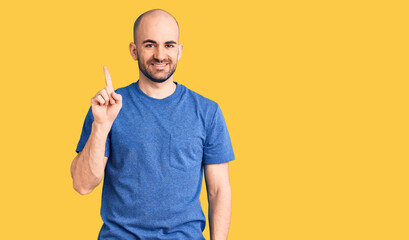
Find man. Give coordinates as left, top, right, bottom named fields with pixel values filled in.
left=71, top=9, right=235, bottom=240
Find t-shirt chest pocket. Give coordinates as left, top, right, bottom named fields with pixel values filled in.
left=169, top=135, right=203, bottom=171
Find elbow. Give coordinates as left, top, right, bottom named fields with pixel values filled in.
left=71, top=173, right=101, bottom=195
left=73, top=182, right=93, bottom=195
left=70, top=152, right=99, bottom=195
left=208, top=183, right=231, bottom=200
left=72, top=168, right=99, bottom=195
left=73, top=181, right=92, bottom=195
left=71, top=157, right=88, bottom=195
left=77, top=189, right=92, bottom=195
left=72, top=171, right=101, bottom=195
left=72, top=174, right=102, bottom=195
left=71, top=155, right=102, bottom=195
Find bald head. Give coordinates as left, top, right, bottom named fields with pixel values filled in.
left=133, top=9, right=180, bottom=44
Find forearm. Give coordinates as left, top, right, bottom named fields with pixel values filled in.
left=208, top=186, right=232, bottom=240
left=71, top=122, right=111, bottom=195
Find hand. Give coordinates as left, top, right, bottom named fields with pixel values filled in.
left=91, top=65, right=123, bottom=126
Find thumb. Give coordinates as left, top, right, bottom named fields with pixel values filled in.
left=111, top=92, right=122, bottom=103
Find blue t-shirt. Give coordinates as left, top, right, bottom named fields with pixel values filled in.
left=76, top=80, right=235, bottom=240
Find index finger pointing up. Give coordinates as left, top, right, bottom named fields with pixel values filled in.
left=103, top=65, right=113, bottom=89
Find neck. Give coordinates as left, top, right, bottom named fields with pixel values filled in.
left=138, top=76, right=177, bottom=99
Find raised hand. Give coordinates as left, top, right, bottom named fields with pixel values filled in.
left=91, top=65, right=123, bottom=126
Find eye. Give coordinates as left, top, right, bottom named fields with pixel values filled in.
left=166, top=44, right=175, bottom=48
left=145, top=44, right=153, bottom=48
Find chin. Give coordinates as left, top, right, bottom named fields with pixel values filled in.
left=148, top=76, right=169, bottom=83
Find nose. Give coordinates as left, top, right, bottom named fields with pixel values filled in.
left=153, top=45, right=167, bottom=63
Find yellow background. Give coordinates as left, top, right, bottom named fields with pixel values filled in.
left=0, top=0, right=408, bottom=239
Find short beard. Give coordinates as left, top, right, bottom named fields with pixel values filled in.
left=137, top=54, right=178, bottom=83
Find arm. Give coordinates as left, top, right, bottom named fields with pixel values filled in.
left=204, top=162, right=232, bottom=240
left=70, top=122, right=110, bottom=195
left=71, top=65, right=122, bottom=195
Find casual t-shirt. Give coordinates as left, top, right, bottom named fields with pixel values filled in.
left=75, top=80, right=235, bottom=240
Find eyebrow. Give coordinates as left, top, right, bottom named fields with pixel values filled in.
left=142, top=39, right=177, bottom=45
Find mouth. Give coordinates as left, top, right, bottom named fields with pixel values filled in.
left=151, top=63, right=169, bottom=69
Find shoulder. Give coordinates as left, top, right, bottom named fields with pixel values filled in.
left=180, top=84, right=222, bottom=131
left=181, top=84, right=219, bottom=111
left=114, top=82, right=135, bottom=95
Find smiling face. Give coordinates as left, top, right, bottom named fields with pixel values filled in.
left=130, top=10, right=183, bottom=83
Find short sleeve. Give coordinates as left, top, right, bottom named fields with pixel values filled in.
left=203, top=104, right=235, bottom=164
left=75, top=106, right=111, bottom=158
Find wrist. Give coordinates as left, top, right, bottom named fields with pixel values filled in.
left=92, top=122, right=112, bottom=135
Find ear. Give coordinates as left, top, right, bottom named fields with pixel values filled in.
left=129, top=42, right=138, bottom=61
left=177, top=43, right=184, bottom=62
